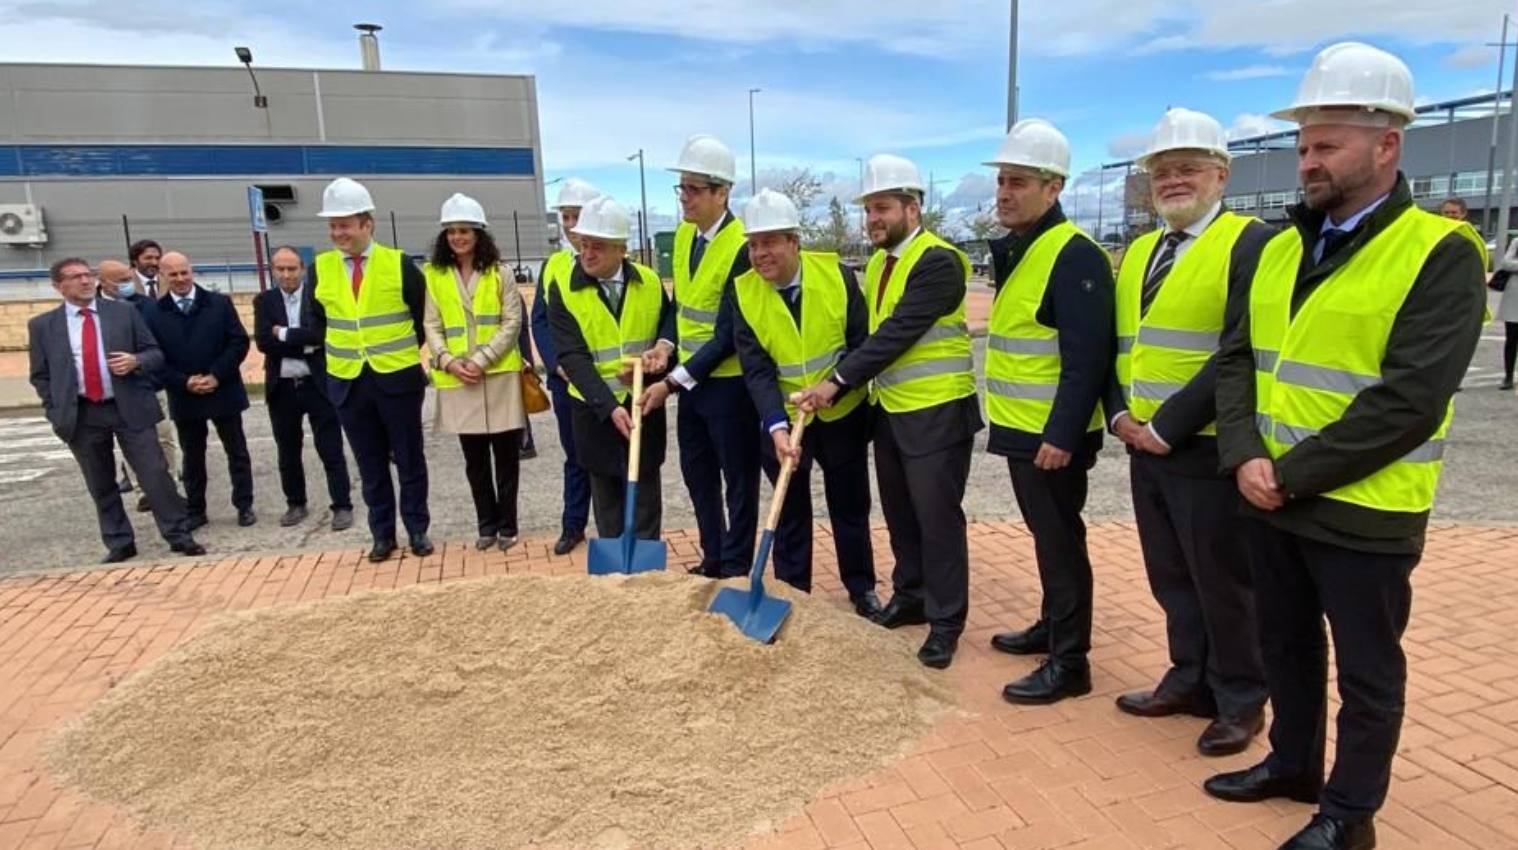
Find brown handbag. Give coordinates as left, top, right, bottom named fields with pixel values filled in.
left=521, top=367, right=551, bottom=414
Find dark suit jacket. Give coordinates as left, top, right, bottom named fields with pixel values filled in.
left=28, top=298, right=165, bottom=442
left=305, top=250, right=429, bottom=404
left=147, top=285, right=250, bottom=421
left=833, top=238, right=985, bottom=457
left=253, top=285, right=328, bottom=400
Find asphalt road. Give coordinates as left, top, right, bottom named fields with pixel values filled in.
left=3, top=324, right=1515, bottom=575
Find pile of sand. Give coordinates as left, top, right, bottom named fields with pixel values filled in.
left=50, top=572, right=957, bottom=850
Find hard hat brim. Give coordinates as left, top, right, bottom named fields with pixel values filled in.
left=983, top=160, right=1069, bottom=178
left=1271, top=103, right=1416, bottom=125
left=1135, top=148, right=1232, bottom=169
left=743, top=223, right=801, bottom=235
left=441, top=219, right=488, bottom=228
left=572, top=228, right=629, bottom=242
left=317, top=208, right=375, bottom=218
left=854, top=188, right=924, bottom=204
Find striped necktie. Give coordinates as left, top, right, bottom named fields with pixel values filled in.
left=1140, top=231, right=1189, bottom=316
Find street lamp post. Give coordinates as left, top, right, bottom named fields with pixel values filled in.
left=749, top=88, right=762, bottom=195
left=1006, top=0, right=1019, bottom=130
left=856, top=156, right=865, bottom=235
left=628, top=150, right=650, bottom=265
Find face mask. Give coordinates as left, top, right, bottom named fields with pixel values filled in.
left=117, top=281, right=136, bottom=298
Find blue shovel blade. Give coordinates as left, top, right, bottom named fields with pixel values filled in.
left=587, top=537, right=668, bottom=575
left=586, top=537, right=624, bottom=575
left=709, top=588, right=793, bottom=643
left=625, top=539, right=667, bottom=574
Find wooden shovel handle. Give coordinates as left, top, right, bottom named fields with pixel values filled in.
left=626, top=357, right=644, bottom=484
left=763, top=415, right=809, bottom=532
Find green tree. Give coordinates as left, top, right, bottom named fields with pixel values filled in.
left=809, top=195, right=859, bottom=254
left=774, top=169, right=823, bottom=238
left=963, top=208, right=1002, bottom=242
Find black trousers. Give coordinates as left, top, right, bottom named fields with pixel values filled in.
left=548, top=376, right=590, bottom=536
left=459, top=430, right=521, bottom=538
left=268, top=377, right=351, bottom=511
left=1503, top=321, right=1518, bottom=383
left=874, top=423, right=972, bottom=640
left=1130, top=454, right=1266, bottom=718
left=758, top=407, right=875, bottom=597
left=1248, top=520, right=1416, bottom=821
left=70, top=400, right=191, bottom=549
left=1007, top=458, right=1092, bottom=667
left=176, top=412, right=253, bottom=519
left=588, top=470, right=661, bottom=540
left=677, top=380, right=760, bottom=576
left=334, top=371, right=429, bottom=542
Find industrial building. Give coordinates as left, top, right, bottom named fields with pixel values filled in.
left=1105, top=92, right=1518, bottom=241
left=0, top=39, right=549, bottom=292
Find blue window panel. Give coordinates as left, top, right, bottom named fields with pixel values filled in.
left=0, top=144, right=534, bottom=177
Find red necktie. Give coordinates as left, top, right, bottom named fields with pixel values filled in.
left=875, top=254, right=898, bottom=312
left=80, top=307, right=104, bottom=401
left=350, top=255, right=366, bottom=298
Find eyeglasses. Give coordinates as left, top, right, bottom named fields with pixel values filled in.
left=1148, top=162, right=1216, bottom=182
left=674, top=184, right=717, bottom=198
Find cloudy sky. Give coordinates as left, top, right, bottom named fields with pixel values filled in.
left=3, top=0, right=1513, bottom=232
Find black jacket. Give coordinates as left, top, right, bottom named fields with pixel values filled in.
left=147, top=285, right=250, bottom=421
left=1101, top=213, right=1277, bottom=477
left=985, top=203, right=1114, bottom=462
left=305, top=248, right=429, bottom=403
left=833, top=233, right=984, bottom=457
left=733, top=259, right=868, bottom=430
left=253, top=285, right=328, bottom=394
left=532, top=255, right=567, bottom=385
left=1215, top=175, right=1487, bottom=553
left=675, top=211, right=752, bottom=386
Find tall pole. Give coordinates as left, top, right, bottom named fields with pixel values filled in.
left=1500, top=29, right=1518, bottom=261
left=1485, top=14, right=1510, bottom=237
left=1095, top=166, right=1105, bottom=241
left=629, top=149, right=650, bottom=266
left=1006, top=0, right=1019, bottom=129
left=856, top=156, right=866, bottom=237
left=748, top=88, right=761, bottom=195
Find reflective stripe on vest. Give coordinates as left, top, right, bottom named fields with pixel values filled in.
left=733, top=251, right=865, bottom=423
left=560, top=262, right=665, bottom=404
left=673, top=218, right=745, bottom=378
left=423, top=264, right=523, bottom=390
left=1114, top=211, right=1253, bottom=436
left=1248, top=207, right=1485, bottom=513
left=863, top=230, right=976, bottom=414
left=984, top=221, right=1105, bottom=433
left=313, top=245, right=420, bottom=379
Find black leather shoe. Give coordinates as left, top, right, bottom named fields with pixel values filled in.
left=850, top=590, right=883, bottom=619
left=520, top=444, right=537, bottom=460
left=1203, top=762, right=1321, bottom=804
left=1502, top=380, right=1515, bottom=391
left=872, top=596, right=928, bottom=629
left=1001, top=659, right=1093, bottom=705
left=990, top=620, right=1049, bottom=655
left=1278, top=813, right=1376, bottom=850
left=498, top=535, right=519, bottom=552
left=279, top=506, right=308, bottom=528
left=136, top=495, right=152, bottom=513
left=1198, top=711, right=1265, bottom=757
left=185, top=514, right=209, bottom=532
left=409, top=534, right=435, bottom=557
left=170, top=538, right=206, bottom=557
left=553, top=531, right=585, bottom=556
left=102, top=543, right=137, bottom=564
left=475, top=535, right=496, bottom=551
left=368, top=539, right=397, bottom=562
left=686, top=561, right=721, bottom=578
left=917, top=634, right=957, bottom=669
left=1116, top=688, right=1216, bottom=719
left=237, top=508, right=257, bottom=527
left=331, top=508, right=354, bottom=532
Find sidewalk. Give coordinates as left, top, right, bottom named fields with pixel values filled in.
left=0, top=522, right=1514, bottom=849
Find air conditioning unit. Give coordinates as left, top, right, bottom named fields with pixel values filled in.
left=0, top=204, right=47, bottom=245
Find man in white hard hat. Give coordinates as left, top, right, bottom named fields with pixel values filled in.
left=1207, top=43, right=1487, bottom=850
left=308, top=177, right=433, bottom=562
left=730, top=189, right=880, bottom=618
left=638, top=134, right=760, bottom=581
left=547, top=196, right=675, bottom=539
left=531, top=178, right=599, bottom=556
left=1101, top=108, right=1275, bottom=755
left=795, top=153, right=982, bottom=669
left=977, top=119, right=1113, bottom=705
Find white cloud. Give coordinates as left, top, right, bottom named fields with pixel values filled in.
left=942, top=173, right=996, bottom=211
left=1446, top=44, right=1497, bottom=70
left=1107, top=130, right=1151, bottom=159
left=1226, top=113, right=1293, bottom=140
left=1203, top=64, right=1291, bottom=82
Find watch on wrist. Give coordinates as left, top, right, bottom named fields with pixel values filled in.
left=663, top=376, right=681, bottom=394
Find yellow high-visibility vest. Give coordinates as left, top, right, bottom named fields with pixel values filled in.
left=422, top=264, right=522, bottom=390
left=559, top=262, right=665, bottom=404
left=673, top=217, right=745, bottom=378
left=863, top=230, right=975, bottom=413
left=313, top=244, right=419, bottom=379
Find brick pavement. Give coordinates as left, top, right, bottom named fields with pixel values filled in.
left=0, top=522, right=1514, bottom=849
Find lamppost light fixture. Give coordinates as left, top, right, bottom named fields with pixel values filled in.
left=234, top=46, right=267, bottom=109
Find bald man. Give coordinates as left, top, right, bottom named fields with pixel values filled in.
left=98, top=258, right=178, bottom=510
left=144, top=252, right=255, bottom=529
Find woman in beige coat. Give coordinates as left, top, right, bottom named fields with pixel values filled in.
left=423, top=194, right=527, bottom=551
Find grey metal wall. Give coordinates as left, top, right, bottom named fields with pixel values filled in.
left=0, top=63, right=548, bottom=274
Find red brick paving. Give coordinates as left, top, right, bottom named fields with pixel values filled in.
left=0, top=522, right=1515, bottom=849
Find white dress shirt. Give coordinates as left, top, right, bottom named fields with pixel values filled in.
left=66, top=299, right=114, bottom=400
left=278, top=286, right=314, bottom=379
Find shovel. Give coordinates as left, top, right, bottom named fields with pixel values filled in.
left=587, top=356, right=668, bottom=576
left=708, top=415, right=808, bottom=642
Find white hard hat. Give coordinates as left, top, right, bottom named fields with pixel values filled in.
left=1137, top=108, right=1231, bottom=169
left=1272, top=41, right=1416, bottom=126
left=857, top=154, right=925, bottom=202
left=743, top=189, right=801, bottom=235
left=553, top=178, right=600, bottom=210
left=668, top=134, right=737, bottom=185
left=318, top=177, right=375, bottom=218
left=572, top=196, right=631, bottom=241
left=984, top=118, right=1070, bottom=178
left=439, top=193, right=488, bottom=227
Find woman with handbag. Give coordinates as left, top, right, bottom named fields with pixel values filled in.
left=423, top=194, right=528, bottom=551
left=1497, top=237, right=1518, bottom=390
